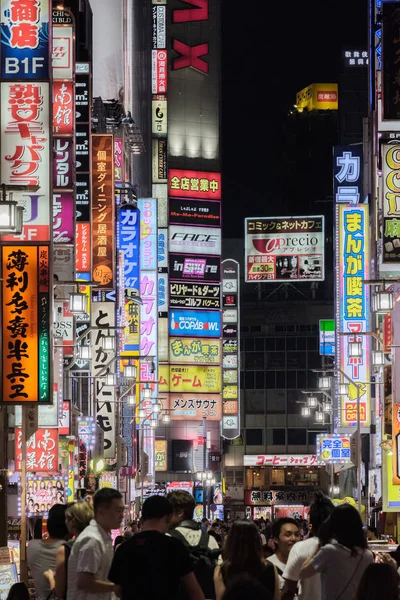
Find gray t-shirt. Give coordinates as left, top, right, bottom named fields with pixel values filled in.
left=27, top=538, right=64, bottom=600
left=311, top=542, right=374, bottom=600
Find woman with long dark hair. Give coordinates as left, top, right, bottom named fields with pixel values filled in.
left=300, top=504, right=374, bottom=600
left=356, top=563, right=398, bottom=600
left=214, top=520, right=280, bottom=600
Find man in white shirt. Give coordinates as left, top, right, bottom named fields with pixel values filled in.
left=67, top=488, right=125, bottom=600
left=267, top=518, right=301, bottom=591
left=282, top=492, right=334, bottom=600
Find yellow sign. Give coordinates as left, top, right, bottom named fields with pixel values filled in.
left=296, top=83, right=338, bottom=112
left=383, top=451, right=400, bottom=512
left=155, top=440, right=167, bottom=472
left=159, top=365, right=221, bottom=393
left=169, top=337, right=222, bottom=365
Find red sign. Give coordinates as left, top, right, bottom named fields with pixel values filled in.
left=15, top=428, right=58, bottom=472
left=76, top=222, right=91, bottom=272
left=168, top=169, right=221, bottom=200
left=317, top=91, right=337, bottom=102
left=384, top=314, right=393, bottom=353
left=171, top=0, right=209, bottom=74
left=152, top=50, right=167, bottom=94
left=53, top=81, right=74, bottom=135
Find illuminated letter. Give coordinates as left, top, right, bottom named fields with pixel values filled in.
left=172, top=40, right=209, bottom=74
left=172, top=0, right=208, bottom=22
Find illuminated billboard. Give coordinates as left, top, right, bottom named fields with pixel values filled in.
left=222, top=259, right=240, bottom=439
left=169, top=226, right=221, bottom=255
left=169, top=254, right=220, bottom=282
left=296, top=83, right=338, bottom=112
left=336, top=204, right=370, bottom=428
left=316, top=434, right=351, bottom=463
left=169, top=310, right=221, bottom=337
left=382, top=145, right=400, bottom=263
left=169, top=282, right=221, bottom=309
left=169, top=393, right=222, bottom=421
left=333, top=146, right=363, bottom=205
left=169, top=337, right=222, bottom=364
left=168, top=170, right=222, bottom=200
left=166, top=366, right=221, bottom=393
left=169, top=199, right=221, bottom=227
left=245, top=216, right=324, bottom=282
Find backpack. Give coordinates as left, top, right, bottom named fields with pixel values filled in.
left=170, top=521, right=221, bottom=600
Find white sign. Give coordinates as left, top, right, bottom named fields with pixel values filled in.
left=52, top=26, right=73, bottom=79
left=169, top=226, right=221, bottom=255
left=244, top=454, right=322, bottom=467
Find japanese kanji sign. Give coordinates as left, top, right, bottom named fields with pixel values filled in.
left=245, top=216, right=324, bottom=282
left=1, top=245, right=50, bottom=403
left=244, top=455, right=322, bottom=467
left=53, top=81, right=74, bottom=135
left=1, top=0, right=51, bottom=79
left=382, top=145, right=400, bottom=263
left=138, top=198, right=157, bottom=272
left=169, top=337, right=222, bottom=365
left=317, top=435, right=351, bottom=463
left=337, top=204, right=371, bottom=428
left=16, top=428, right=58, bottom=471
left=169, top=282, right=221, bottom=309
left=159, top=365, right=221, bottom=393
left=169, top=392, right=222, bottom=421
left=168, top=169, right=222, bottom=200
left=152, top=49, right=167, bottom=94
left=333, top=146, right=363, bottom=205
left=91, top=135, right=115, bottom=288
left=382, top=3, right=400, bottom=120
left=52, top=25, right=73, bottom=80
left=1, top=82, right=51, bottom=242
left=245, top=489, right=315, bottom=506
left=154, top=439, right=167, bottom=472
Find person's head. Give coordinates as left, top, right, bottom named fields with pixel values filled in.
left=167, top=490, right=195, bottom=526
left=40, top=504, right=45, bottom=511
left=93, top=488, right=124, bottom=532
left=222, top=575, right=272, bottom=600
left=34, top=503, right=39, bottom=512
left=40, top=481, right=45, bottom=489
left=308, top=492, right=334, bottom=537
left=367, top=526, right=378, bottom=540
left=141, top=495, right=173, bottom=533
left=356, top=563, right=398, bottom=600
left=27, top=499, right=34, bottom=510
left=222, top=521, right=265, bottom=581
left=271, top=518, right=300, bottom=560
left=47, top=504, right=68, bottom=540
left=56, top=480, right=63, bottom=490
left=327, top=504, right=367, bottom=554
left=65, top=500, right=93, bottom=536
left=6, top=582, right=30, bottom=600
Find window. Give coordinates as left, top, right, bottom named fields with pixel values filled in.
left=255, top=338, right=264, bottom=351
left=265, top=371, right=276, bottom=388
left=276, top=371, right=286, bottom=388
left=246, top=338, right=254, bottom=351
left=297, top=371, right=307, bottom=389
left=250, top=325, right=262, bottom=333
left=288, top=428, right=307, bottom=444
left=265, top=338, right=275, bottom=351
left=286, top=338, right=296, bottom=351
left=273, top=429, right=285, bottom=445
left=246, top=429, right=263, bottom=445
left=308, top=431, right=317, bottom=446
left=276, top=338, right=285, bottom=350
left=286, top=371, right=297, bottom=388
left=297, top=337, right=307, bottom=351
left=287, top=389, right=302, bottom=413
left=244, top=371, right=254, bottom=389
left=246, top=352, right=264, bottom=369
left=307, top=337, right=318, bottom=351
left=266, top=352, right=285, bottom=369
left=255, top=371, right=265, bottom=389
left=287, top=352, right=306, bottom=369
left=308, top=352, right=322, bottom=369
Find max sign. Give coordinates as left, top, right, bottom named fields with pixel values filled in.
left=171, top=0, right=209, bottom=74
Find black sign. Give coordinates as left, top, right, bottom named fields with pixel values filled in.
left=223, top=293, right=237, bottom=308
left=76, top=174, right=91, bottom=222
left=171, top=440, right=193, bottom=472
left=223, top=339, right=238, bottom=353
left=169, top=198, right=221, bottom=227
left=222, top=325, right=237, bottom=339
left=76, top=124, right=90, bottom=172
left=52, top=9, right=73, bottom=24
left=75, top=73, right=90, bottom=124
left=169, top=253, right=220, bottom=282
left=383, top=3, right=400, bottom=120
left=169, top=283, right=221, bottom=309
left=223, top=261, right=239, bottom=278
left=152, top=6, right=166, bottom=49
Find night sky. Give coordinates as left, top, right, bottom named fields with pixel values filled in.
left=221, top=0, right=368, bottom=237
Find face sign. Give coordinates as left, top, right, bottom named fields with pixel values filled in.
left=275, top=523, right=300, bottom=556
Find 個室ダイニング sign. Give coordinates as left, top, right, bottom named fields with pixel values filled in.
left=169, top=309, right=221, bottom=337
left=245, top=216, right=324, bottom=282
left=333, top=146, right=363, bottom=205
left=169, top=226, right=221, bottom=256
left=169, top=254, right=221, bottom=282
left=169, top=337, right=222, bottom=364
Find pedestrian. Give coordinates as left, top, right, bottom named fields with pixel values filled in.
left=299, top=504, right=374, bottom=600
left=108, top=495, right=205, bottom=600
left=214, top=520, right=279, bottom=600
left=356, top=562, right=398, bottom=600
left=6, top=583, right=30, bottom=600
left=221, top=575, right=273, bottom=600
left=267, top=518, right=300, bottom=591
left=167, top=490, right=221, bottom=598
left=282, top=491, right=334, bottom=600
left=66, top=488, right=125, bottom=600
left=27, top=504, right=68, bottom=600
left=44, top=500, right=94, bottom=599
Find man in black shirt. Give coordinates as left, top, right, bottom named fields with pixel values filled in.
left=109, top=496, right=204, bottom=600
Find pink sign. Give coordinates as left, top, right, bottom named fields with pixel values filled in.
left=53, top=192, right=74, bottom=243
left=76, top=222, right=91, bottom=272
left=16, top=428, right=59, bottom=472
left=114, top=138, right=124, bottom=182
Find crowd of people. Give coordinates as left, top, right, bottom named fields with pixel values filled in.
left=8, top=489, right=400, bottom=600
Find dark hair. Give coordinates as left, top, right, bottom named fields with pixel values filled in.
left=222, top=521, right=265, bottom=584
left=308, top=492, right=334, bottom=537
left=271, top=518, right=299, bottom=540
left=7, top=583, right=30, bottom=600
left=114, top=535, right=124, bottom=549
left=47, top=504, right=68, bottom=539
left=326, top=504, right=367, bottom=554
left=142, top=495, right=173, bottom=521
left=93, top=488, right=123, bottom=514
left=356, top=563, right=398, bottom=600
left=222, top=575, right=272, bottom=600
left=167, top=490, right=195, bottom=521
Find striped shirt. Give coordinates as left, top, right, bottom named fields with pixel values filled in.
left=66, top=519, right=114, bottom=600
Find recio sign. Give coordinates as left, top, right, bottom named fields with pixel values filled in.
left=172, top=0, right=209, bottom=74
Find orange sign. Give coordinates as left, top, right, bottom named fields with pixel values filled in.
left=2, top=245, right=50, bottom=403
left=393, top=404, right=400, bottom=484
left=223, top=400, right=238, bottom=415
left=92, top=134, right=115, bottom=288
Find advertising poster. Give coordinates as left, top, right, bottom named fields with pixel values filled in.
left=168, top=366, right=221, bottom=393
left=319, top=319, right=335, bottom=356
left=169, top=337, right=222, bottom=364
left=316, top=435, right=351, bottom=463
left=169, top=393, right=222, bottom=421
left=169, top=282, right=221, bottom=309
left=26, top=477, right=67, bottom=514
left=152, top=95, right=167, bottom=136
left=154, top=440, right=167, bottom=471
left=169, top=310, right=221, bottom=337
left=169, top=254, right=220, bottom=282
left=171, top=440, right=193, bottom=472
left=152, top=50, right=167, bottom=94
left=382, top=145, right=400, bottom=263
left=169, top=226, right=221, bottom=256
left=245, top=216, right=324, bottom=282
left=52, top=25, right=73, bottom=80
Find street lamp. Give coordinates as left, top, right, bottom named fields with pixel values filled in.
left=373, top=289, right=393, bottom=313
left=348, top=340, right=362, bottom=358
left=69, top=291, right=88, bottom=315
left=100, top=333, right=116, bottom=351
left=104, top=373, right=116, bottom=386
left=153, top=402, right=160, bottom=414
left=0, top=200, right=23, bottom=234
left=372, top=350, right=385, bottom=367
left=126, top=395, right=135, bottom=406
left=338, top=383, right=349, bottom=395
left=124, top=365, right=137, bottom=379
left=307, top=395, right=318, bottom=408
left=142, top=385, right=152, bottom=400
left=138, top=408, right=146, bottom=419
left=78, top=345, right=91, bottom=360
left=318, top=376, right=332, bottom=390
left=315, top=411, right=325, bottom=423
left=301, top=406, right=311, bottom=417
left=162, top=412, right=171, bottom=424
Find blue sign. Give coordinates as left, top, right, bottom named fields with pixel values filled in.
left=118, top=207, right=140, bottom=291
left=169, top=310, right=221, bottom=338
left=333, top=146, right=363, bottom=205
left=1, top=0, right=50, bottom=79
